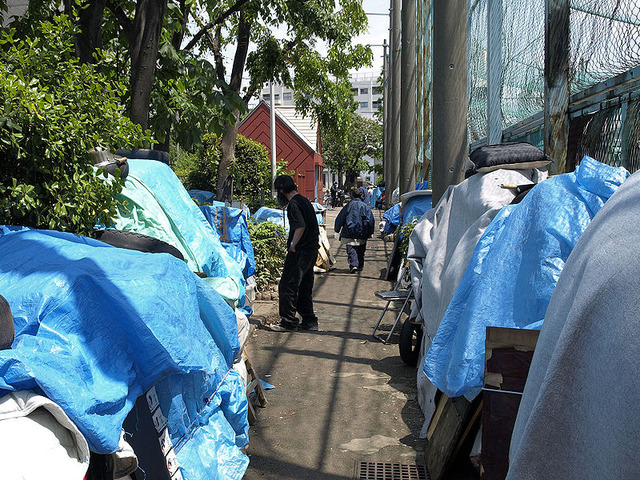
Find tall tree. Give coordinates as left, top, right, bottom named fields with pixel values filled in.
left=192, top=0, right=373, bottom=200
left=322, top=112, right=382, bottom=188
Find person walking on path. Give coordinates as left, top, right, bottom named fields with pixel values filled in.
left=271, top=175, right=320, bottom=332
left=334, top=188, right=375, bottom=273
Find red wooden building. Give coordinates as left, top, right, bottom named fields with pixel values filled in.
left=238, top=101, right=324, bottom=203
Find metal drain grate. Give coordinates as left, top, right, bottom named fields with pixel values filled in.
left=353, top=461, right=429, bottom=480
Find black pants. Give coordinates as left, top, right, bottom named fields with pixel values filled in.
left=346, top=243, right=367, bottom=269
left=278, top=249, right=318, bottom=328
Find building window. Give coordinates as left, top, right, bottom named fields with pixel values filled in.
left=283, top=92, right=292, bottom=100
left=360, top=101, right=369, bottom=108
left=360, top=88, right=368, bottom=95
left=372, top=100, right=381, bottom=109
left=351, top=87, right=358, bottom=95
left=373, top=86, right=383, bottom=95
left=263, top=94, right=270, bottom=100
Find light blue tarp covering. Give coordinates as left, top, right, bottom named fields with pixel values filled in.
left=114, top=160, right=245, bottom=305
left=400, top=194, right=433, bottom=226
left=371, top=187, right=383, bottom=208
left=252, top=206, right=289, bottom=232
left=0, top=227, right=249, bottom=479
left=424, top=156, right=630, bottom=399
left=200, top=204, right=256, bottom=279
left=383, top=204, right=400, bottom=233
left=311, top=202, right=326, bottom=225
left=188, top=189, right=216, bottom=204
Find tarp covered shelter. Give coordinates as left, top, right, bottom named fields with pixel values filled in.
left=0, top=226, right=249, bottom=479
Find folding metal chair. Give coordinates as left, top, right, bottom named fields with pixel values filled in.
left=373, top=263, right=414, bottom=344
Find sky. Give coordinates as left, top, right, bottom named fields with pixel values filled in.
left=350, top=0, right=390, bottom=77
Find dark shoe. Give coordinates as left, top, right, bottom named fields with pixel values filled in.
left=300, top=322, right=319, bottom=331
left=350, top=266, right=358, bottom=273
left=269, top=322, right=298, bottom=332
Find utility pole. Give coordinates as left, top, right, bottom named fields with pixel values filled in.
left=383, top=39, right=390, bottom=193
left=432, top=0, right=468, bottom=204
left=544, top=0, right=570, bottom=173
left=487, top=0, right=503, bottom=145
left=388, top=0, right=401, bottom=206
left=400, top=0, right=416, bottom=195
left=269, top=81, right=277, bottom=197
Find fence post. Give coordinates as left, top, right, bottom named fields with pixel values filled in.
left=544, top=0, right=570, bottom=173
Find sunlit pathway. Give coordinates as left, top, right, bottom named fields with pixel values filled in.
left=243, top=207, right=425, bottom=480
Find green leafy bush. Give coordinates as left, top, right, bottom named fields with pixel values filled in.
left=247, top=218, right=287, bottom=290
left=397, top=218, right=418, bottom=261
left=183, top=133, right=293, bottom=212
left=0, top=16, right=149, bottom=235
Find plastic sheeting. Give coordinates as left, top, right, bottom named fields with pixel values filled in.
left=399, top=192, right=433, bottom=226
left=188, top=189, right=216, bottom=205
left=383, top=204, right=400, bottom=233
left=423, top=156, right=629, bottom=399
left=0, top=227, right=249, bottom=479
left=252, top=206, right=289, bottom=231
left=370, top=187, right=383, bottom=209
left=110, top=160, right=245, bottom=305
left=407, top=167, right=548, bottom=432
left=200, top=204, right=256, bottom=279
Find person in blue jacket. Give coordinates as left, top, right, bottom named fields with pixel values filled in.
left=334, top=188, right=375, bottom=273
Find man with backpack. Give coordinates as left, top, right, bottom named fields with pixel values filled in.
left=334, top=188, right=375, bottom=273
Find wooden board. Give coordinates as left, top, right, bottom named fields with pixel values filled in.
left=482, top=327, right=539, bottom=480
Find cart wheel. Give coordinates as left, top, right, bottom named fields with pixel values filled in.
left=399, top=319, right=422, bottom=366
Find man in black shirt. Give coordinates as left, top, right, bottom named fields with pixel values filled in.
left=271, top=175, right=320, bottom=332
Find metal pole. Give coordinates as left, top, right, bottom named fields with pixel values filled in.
left=487, top=0, right=503, bottom=145
left=270, top=81, right=277, bottom=197
left=388, top=0, right=401, bottom=206
left=544, top=0, right=570, bottom=173
left=383, top=39, right=390, bottom=191
left=432, top=0, right=468, bottom=204
left=400, top=0, right=416, bottom=195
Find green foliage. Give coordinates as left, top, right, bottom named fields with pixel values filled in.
left=247, top=218, right=287, bottom=290
left=183, top=133, right=293, bottom=211
left=322, top=112, right=382, bottom=187
left=397, top=218, right=418, bottom=261
left=0, top=16, right=150, bottom=235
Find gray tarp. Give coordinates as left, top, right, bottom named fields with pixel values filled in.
left=507, top=169, right=640, bottom=480
left=407, top=168, right=547, bottom=432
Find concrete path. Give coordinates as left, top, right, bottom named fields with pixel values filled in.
left=243, top=207, right=425, bottom=479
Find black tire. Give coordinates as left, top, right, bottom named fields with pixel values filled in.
left=0, top=294, right=14, bottom=350
left=399, top=319, right=423, bottom=367
left=93, top=230, right=184, bottom=261
left=115, top=148, right=170, bottom=165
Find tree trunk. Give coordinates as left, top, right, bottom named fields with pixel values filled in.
left=215, top=11, right=251, bottom=201
left=75, top=0, right=106, bottom=63
left=129, top=0, right=167, bottom=130
left=217, top=114, right=240, bottom=201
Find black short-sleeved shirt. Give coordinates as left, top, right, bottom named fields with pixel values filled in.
left=287, top=194, right=320, bottom=251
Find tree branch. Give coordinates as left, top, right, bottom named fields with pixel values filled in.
left=212, top=25, right=226, bottom=81
left=183, top=0, right=251, bottom=51
left=105, top=0, right=133, bottom=42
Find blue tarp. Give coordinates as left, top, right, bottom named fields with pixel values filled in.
left=0, top=227, right=249, bottom=479
left=111, top=160, right=245, bottom=306
left=252, top=207, right=289, bottom=232
left=371, top=187, right=383, bottom=209
left=188, top=189, right=216, bottom=205
left=383, top=204, right=400, bottom=234
left=400, top=193, right=432, bottom=226
left=424, top=156, right=630, bottom=399
left=200, top=204, right=256, bottom=279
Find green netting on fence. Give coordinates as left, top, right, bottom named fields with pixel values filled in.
left=417, top=0, right=640, bottom=174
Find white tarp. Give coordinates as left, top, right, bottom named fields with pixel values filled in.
left=0, top=391, right=90, bottom=479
